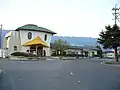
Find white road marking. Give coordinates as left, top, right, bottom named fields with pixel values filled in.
left=70, top=72, right=74, bottom=75
left=77, top=80, right=81, bottom=83
left=101, top=61, right=104, bottom=64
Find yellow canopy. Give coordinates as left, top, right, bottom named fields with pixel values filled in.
left=23, top=36, right=49, bottom=47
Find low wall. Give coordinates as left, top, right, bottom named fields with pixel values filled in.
left=9, top=56, right=46, bottom=61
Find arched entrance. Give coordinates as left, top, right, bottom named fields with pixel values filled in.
left=43, top=50, right=46, bottom=56
left=23, top=36, right=49, bottom=57
left=37, top=47, right=43, bottom=57
left=29, top=46, right=43, bottom=57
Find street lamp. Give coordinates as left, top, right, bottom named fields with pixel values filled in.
left=0, top=24, right=2, bottom=49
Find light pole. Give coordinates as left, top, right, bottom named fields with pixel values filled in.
left=112, top=4, right=120, bottom=61
left=0, top=24, right=2, bottom=49
left=81, top=46, right=84, bottom=59
left=112, top=4, right=120, bottom=25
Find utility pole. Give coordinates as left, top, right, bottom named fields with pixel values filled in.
left=112, top=4, right=120, bottom=25
left=0, top=24, right=2, bottom=49
left=112, top=4, right=120, bottom=63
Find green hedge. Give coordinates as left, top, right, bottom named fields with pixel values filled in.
left=52, top=53, right=84, bottom=57
left=11, top=52, right=37, bottom=57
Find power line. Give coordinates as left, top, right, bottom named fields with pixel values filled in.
left=112, top=4, right=120, bottom=25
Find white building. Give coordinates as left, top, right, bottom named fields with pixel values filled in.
left=3, top=24, right=56, bottom=57
left=103, top=51, right=114, bottom=58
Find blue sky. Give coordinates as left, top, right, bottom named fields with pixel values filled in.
left=0, top=0, right=119, bottom=38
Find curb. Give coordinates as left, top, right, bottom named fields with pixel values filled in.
left=101, top=61, right=120, bottom=67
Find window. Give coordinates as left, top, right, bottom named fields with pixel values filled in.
left=28, top=32, right=32, bottom=39
left=44, top=34, right=47, bottom=41
left=14, top=46, right=17, bottom=51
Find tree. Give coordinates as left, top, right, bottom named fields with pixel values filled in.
left=98, top=24, right=120, bottom=62
left=96, top=45, right=103, bottom=58
left=54, top=39, right=70, bottom=56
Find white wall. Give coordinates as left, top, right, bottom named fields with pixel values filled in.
left=0, top=49, right=3, bottom=57
left=87, top=50, right=97, bottom=57
left=5, top=30, right=53, bottom=56
left=65, top=49, right=82, bottom=54
left=21, top=46, right=29, bottom=53
left=20, top=30, right=52, bottom=56
left=3, top=31, right=12, bottom=49
left=7, top=31, right=21, bottom=56
left=20, top=30, right=52, bottom=47
left=43, top=47, right=50, bottom=56
left=104, top=53, right=114, bottom=58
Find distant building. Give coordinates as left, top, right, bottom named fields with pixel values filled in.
left=3, top=24, right=56, bottom=57
left=51, top=44, right=98, bottom=57
left=103, top=51, right=114, bottom=58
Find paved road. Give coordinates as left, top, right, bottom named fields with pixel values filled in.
left=0, top=59, right=120, bottom=90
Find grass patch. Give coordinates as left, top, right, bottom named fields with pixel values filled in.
left=105, top=61, right=113, bottom=64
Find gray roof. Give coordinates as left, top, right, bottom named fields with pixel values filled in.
left=68, top=46, right=83, bottom=50
left=83, top=45, right=99, bottom=50
left=15, top=24, right=56, bottom=34
left=103, top=51, right=114, bottom=53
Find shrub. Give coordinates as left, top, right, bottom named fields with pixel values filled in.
left=11, top=52, right=37, bottom=57
left=11, top=52, right=28, bottom=56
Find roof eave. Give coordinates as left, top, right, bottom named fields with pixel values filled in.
left=15, top=28, right=56, bottom=34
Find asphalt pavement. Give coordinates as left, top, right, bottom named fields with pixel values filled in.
left=0, top=59, right=120, bottom=90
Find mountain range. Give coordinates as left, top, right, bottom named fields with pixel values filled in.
left=51, top=36, right=98, bottom=46
left=1, top=30, right=98, bottom=47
